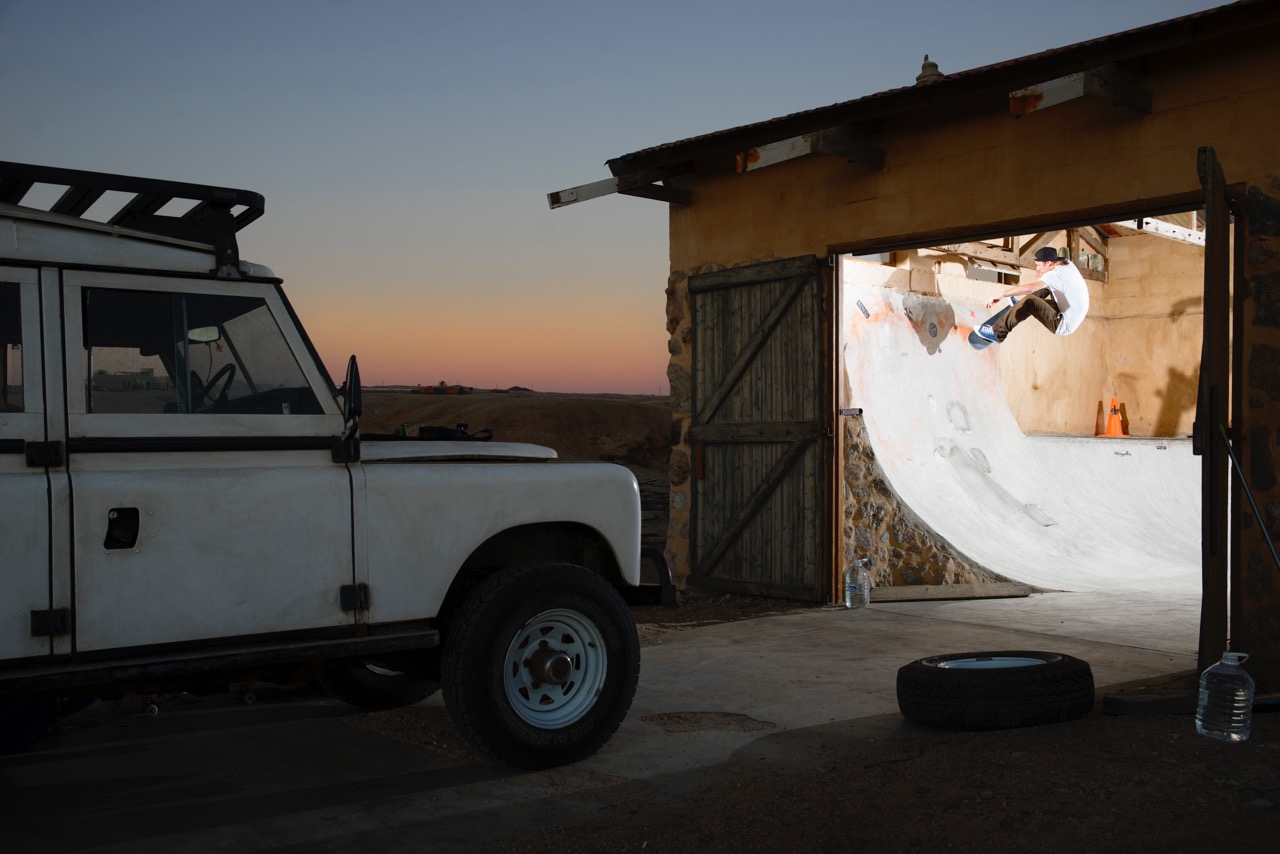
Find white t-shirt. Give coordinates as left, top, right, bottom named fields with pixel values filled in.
left=1041, top=262, right=1090, bottom=335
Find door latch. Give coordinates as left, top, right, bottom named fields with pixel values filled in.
left=104, top=507, right=140, bottom=550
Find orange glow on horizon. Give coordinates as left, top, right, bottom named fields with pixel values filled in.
left=298, top=298, right=670, bottom=395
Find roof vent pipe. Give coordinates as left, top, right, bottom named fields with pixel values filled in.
left=915, top=54, right=943, bottom=84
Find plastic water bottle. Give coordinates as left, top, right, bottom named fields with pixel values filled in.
left=844, top=559, right=871, bottom=609
left=1195, top=651, right=1255, bottom=743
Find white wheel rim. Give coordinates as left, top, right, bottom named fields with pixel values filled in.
left=502, top=607, right=607, bottom=729
left=938, top=656, right=1047, bottom=669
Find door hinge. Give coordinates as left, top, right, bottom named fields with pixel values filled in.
left=339, top=583, right=370, bottom=612
left=31, top=608, right=70, bottom=637
left=25, top=440, right=65, bottom=468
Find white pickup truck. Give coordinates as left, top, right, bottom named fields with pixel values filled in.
left=0, top=161, right=657, bottom=768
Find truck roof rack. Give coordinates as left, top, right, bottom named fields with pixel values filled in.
left=0, top=160, right=265, bottom=276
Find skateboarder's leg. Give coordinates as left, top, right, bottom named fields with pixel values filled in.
left=991, top=288, right=1062, bottom=340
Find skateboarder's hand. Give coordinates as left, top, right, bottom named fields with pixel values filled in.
left=985, top=297, right=1001, bottom=310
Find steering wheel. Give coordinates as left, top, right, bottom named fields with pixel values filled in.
left=193, top=363, right=237, bottom=411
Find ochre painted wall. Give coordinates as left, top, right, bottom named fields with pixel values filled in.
left=667, top=45, right=1279, bottom=270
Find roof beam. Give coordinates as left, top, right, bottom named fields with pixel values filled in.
left=1010, top=66, right=1151, bottom=117
left=736, top=126, right=883, bottom=174
left=547, top=174, right=691, bottom=210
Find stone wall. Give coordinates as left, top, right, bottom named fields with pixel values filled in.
left=664, top=268, right=693, bottom=585
left=840, top=417, right=1006, bottom=587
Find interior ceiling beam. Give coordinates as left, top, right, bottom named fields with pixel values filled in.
left=936, top=236, right=1109, bottom=283
left=1017, top=232, right=1056, bottom=262
left=1077, top=226, right=1109, bottom=256
left=935, top=242, right=1022, bottom=267
left=1108, top=217, right=1206, bottom=246
left=736, top=126, right=884, bottom=174
left=1010, top=65, right=1152, bottom=117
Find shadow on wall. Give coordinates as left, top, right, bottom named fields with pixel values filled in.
left=1153, top=366, right=1199, bottom=437
left=902, top=293, right=957, bottom=355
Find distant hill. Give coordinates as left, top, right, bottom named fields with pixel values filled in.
left=359, top=390, right=670, bottom=473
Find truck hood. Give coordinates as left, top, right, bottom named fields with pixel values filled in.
left=358, top=440, right=558, bottom=463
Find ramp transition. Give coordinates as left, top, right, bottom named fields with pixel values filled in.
left=842, top=284, right=1199, bottom=596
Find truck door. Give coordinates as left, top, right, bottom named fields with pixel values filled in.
left=0, top=268, right=59, bottom=661
left=62, top=271, right=356, bottom=652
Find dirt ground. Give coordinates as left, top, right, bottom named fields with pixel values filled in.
left=499, top=706, right=1280, bottom=853
left=353, top=391, right=1280, bottom=849
left=339, top=591, right=1279, bottom=852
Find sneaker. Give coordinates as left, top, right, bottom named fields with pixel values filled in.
left=976, top=324, right=998, bottom=343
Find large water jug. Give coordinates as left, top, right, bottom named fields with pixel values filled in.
left=1195, top=651, right=1255, bottom=743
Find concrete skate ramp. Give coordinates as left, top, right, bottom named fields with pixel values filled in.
left=844, top=284, right=1200, bottom=595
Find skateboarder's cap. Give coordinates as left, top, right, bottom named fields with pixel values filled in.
left=1034, top=247, right=1062, bottom=263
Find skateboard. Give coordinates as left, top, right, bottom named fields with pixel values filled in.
left=968, top=298, right=1017, bottom=350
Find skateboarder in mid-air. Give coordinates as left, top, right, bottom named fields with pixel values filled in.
left=973, top=246, right=1091, bottom=345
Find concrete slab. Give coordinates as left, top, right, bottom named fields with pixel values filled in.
left=842, top=283, right=1200, bottom=595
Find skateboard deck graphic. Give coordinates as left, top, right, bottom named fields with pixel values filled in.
left=968, top=300, right=1015, bottom=350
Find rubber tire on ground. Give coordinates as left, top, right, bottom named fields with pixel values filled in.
left=442, top=561, right=640, bottom=770
left=317, top=663, right=439, bottom=711
left=896, top=650, right=1094, bottom=730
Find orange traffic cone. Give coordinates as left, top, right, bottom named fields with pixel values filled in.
left=1100, top=397, right=1129, bottom=437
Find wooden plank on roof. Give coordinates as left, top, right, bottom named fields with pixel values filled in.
left=736, top=127, right=882, bottom=174
left=1010, top=66, right=1151, bottom=117
left=547, top=175, right=690, bottom=209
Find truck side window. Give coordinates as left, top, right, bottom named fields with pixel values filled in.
left=0, top=283, right=22, bottom=413
left=82, top=288, right=322, bottom=415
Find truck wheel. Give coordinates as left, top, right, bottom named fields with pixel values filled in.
left=318, top=662, right=439, bottom=711
left=896, top=650, right=1094, bottom=730
left=442, top=561, right=640, bottom=769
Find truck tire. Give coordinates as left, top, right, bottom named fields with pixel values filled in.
left=442, top=561, right=640, bottom=769
left=317, top=662, right=439, bottom=711
left=896, top=650, right=1094, bottom=730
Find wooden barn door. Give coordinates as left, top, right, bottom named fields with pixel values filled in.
left=688, top=255, right=832, bottom=601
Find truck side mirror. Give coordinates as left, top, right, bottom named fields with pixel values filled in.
left=333, top=355, right=363, bottom=463
left=343, top=355, right=362, bottom=422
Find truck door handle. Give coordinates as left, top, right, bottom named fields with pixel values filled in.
left=104, top=507, right=140, bottom=550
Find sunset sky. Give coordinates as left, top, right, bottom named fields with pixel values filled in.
left=1, top=1, right=1221, bottom=393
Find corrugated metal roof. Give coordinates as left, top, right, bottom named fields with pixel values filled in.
left=606, top=1, right=1279, bottom=177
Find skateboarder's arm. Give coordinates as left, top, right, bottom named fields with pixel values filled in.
left=985, top=279, right=1044, bottom=309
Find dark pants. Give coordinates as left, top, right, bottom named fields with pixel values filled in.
left=992, top=288, right=1062, bottom=341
